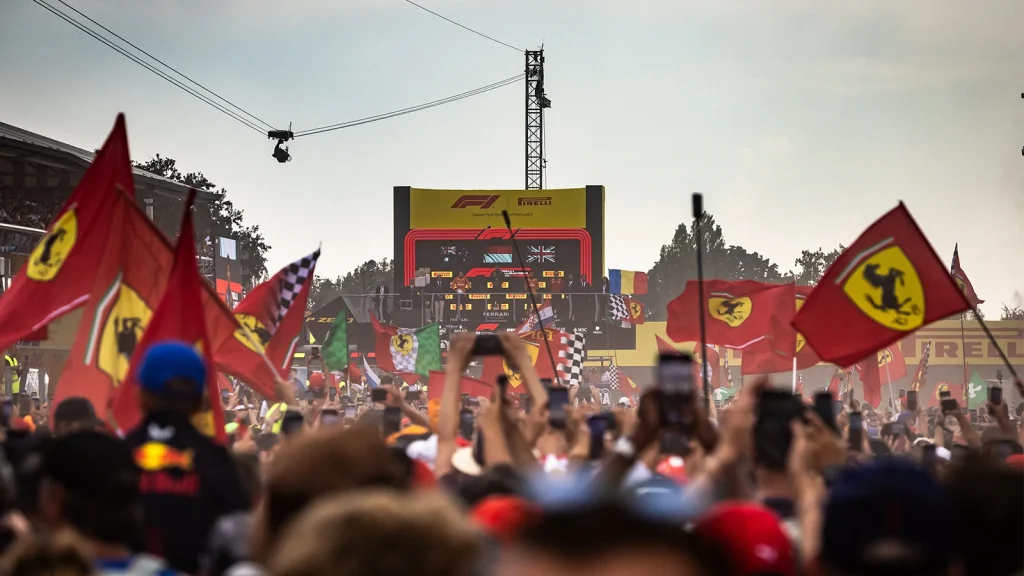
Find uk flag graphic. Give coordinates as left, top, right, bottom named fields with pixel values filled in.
left=527, top=245, right=556, bottom=263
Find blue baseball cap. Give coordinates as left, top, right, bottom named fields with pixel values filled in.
left=139, top=340, right=206, bottom=398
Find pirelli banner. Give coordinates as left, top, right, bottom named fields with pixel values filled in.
left=393, top=186, right=606, bottom=291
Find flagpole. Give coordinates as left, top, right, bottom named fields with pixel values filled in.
left=884, top=359, right=896, bottom=421
left=791, top=356, right=797, bottom=394
left=693, top=193, right=711, bottom=411
left=958, top=313, right=970, bottom=404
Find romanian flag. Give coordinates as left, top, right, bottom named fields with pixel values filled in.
left=793, top=203, right=970, bottom=368
left=667, top=280, right=796, bottom=353
left=0, top=115, right=135, bottom=353
left=950, top=244, right=983, bottom=307
left=111, top=190, right=228, bottom=443
left=608, top=270, right=648, bottom=295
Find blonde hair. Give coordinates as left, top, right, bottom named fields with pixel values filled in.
left=268, top=490, right=482, bottom=576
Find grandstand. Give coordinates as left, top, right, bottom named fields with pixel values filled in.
left=0, top=120, right=217, bottom=287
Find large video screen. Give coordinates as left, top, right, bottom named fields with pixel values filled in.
left=394, top=187, right=607, bottom=332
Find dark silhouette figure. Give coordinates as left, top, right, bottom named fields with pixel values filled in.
left=863, top=264, right=912, bottom=315
left=38, top=229, right=66, bottom=264
left=716, top=300, right=744, bottom=318
left=114, top=317, right=144, bottom=360
left=240, top=317, right=272, bottom=346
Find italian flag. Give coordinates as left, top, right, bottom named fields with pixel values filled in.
left=370, top=314, right=441, bottom=376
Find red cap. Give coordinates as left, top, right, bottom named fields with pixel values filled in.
left=308, top=372, right=325, bottom=390
left=471, top=496, right=540, bottom=541
left=655, top=455, right=688, bottom=484
left=1005, top=454, right=1024, bottom=470
left=409, top=459, right=437, bottom=489
left=694, top=502, right=795, bottom=576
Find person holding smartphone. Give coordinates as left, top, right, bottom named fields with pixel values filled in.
left=434, top=333, right=547, bottom=480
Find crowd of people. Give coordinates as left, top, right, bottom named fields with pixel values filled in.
left=0, top=332, right=1020, bottom=576
left=0, top=189, right=63, bottom=231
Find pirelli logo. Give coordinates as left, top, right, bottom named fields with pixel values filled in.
left=518, top=196, right=552, bottom=206
left=451, top=195, right=501, bottom=209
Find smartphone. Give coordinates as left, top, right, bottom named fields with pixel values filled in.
left=906, top=390, right=918, bottom=412
left=657, top=353, right=695, bottom=434
left=471, top=334, right=503, bottom=356
left=280, top=411, right=306, bottom=437
left=898, top=389, right=906, bottom=399
left=310, top=346, right=320, bottom=359
left=968, top=408, right=978, bottom=424
left=813, top=391, right=837, bottom=432
left=540, top=378, right=554, bottom=390
left=941, top=397, right=959, bottom=414
left=460, top=393, right=471, bottom=407
left=891, top=422, right=904, bottom=437
left=382, top=406, right=402, bottom=436
left=320, top=408, right=341, bottom=427
left=371, top=388, right=389, bottom=404
left=587, top=414, right=609, bottom=460
left=755, top=390, right=801, bottom=470
left=848, top=411, right=864, bottom=452
left=939, top=389, right=951, bottom=400
left=458, top=408, right=475, bottom=440
left=406, top=390, right=421, bottom=402
left=547, top=387, right=570, bottom=429
left=989, top=386, right=1002, bottom=406
left=497, top=375, right=509, bottom=399
left=344, top=405, right=357, bottom=419
left=921, top=443, right=937, bottom=470
left=328, top=387, right=337, bottom=401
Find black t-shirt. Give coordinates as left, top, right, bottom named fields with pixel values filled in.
left=123, top=411, right=250, bottom=575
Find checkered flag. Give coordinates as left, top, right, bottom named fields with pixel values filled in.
left=273, top=249, right=320, bottom=329
left=557, top=332, right=586, bottom=386
left=608, top=295, right=628, bottom=320
left=607, top=360, right=620, bottom=390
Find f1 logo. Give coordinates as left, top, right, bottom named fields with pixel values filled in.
left=451, top=195, right=501, bottom=209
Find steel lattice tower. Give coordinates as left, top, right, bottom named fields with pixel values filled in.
left=525, top=50, right=549, bottom=190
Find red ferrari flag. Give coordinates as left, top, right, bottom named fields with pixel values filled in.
left=426, top=370, right=492, bottom=401
left=111, top=190, right=227, bottom=442
left=950, top=244, right=983, bottom=307
left=793, top=203, right=971, bottom=368
left=854, top=356, right=882, bottom=409
left=876, top=343, right=907, bottom=381
left=55, top=197, right=285, bottom=419
left=0, top=115, right=135, bottom=352
left=220, top=249, right=320, bottom=378
left=667, top=280, right=796, bottom=352
left=655, top=334, right=681, bottom=356
left=742, top=286, right=822, bottom=375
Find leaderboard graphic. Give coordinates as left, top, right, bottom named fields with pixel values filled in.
left=393, top=186, right=607, bottom=331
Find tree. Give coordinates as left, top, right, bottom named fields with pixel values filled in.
left=133, top=154, right=270, bottom=288
left=645, top=213, right=785, bottom=321
left=1001, top=304, right=1024, bottom=320
left=308, top=258, right=394, bottom=312
left=791, top=245, right=845, bottom=286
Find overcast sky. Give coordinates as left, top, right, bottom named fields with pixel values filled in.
left=2, top=1, right=1021, bottom=316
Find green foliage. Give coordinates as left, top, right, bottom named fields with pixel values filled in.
left=132, top=154, right=270, bottom=288
left=792, top=245, right=846, bottom=286
left=645, top=213, right=787, bottom=321
left=308, top=258, right=394, bottom=312
left=1001, top=304, right=1024, bottom=320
